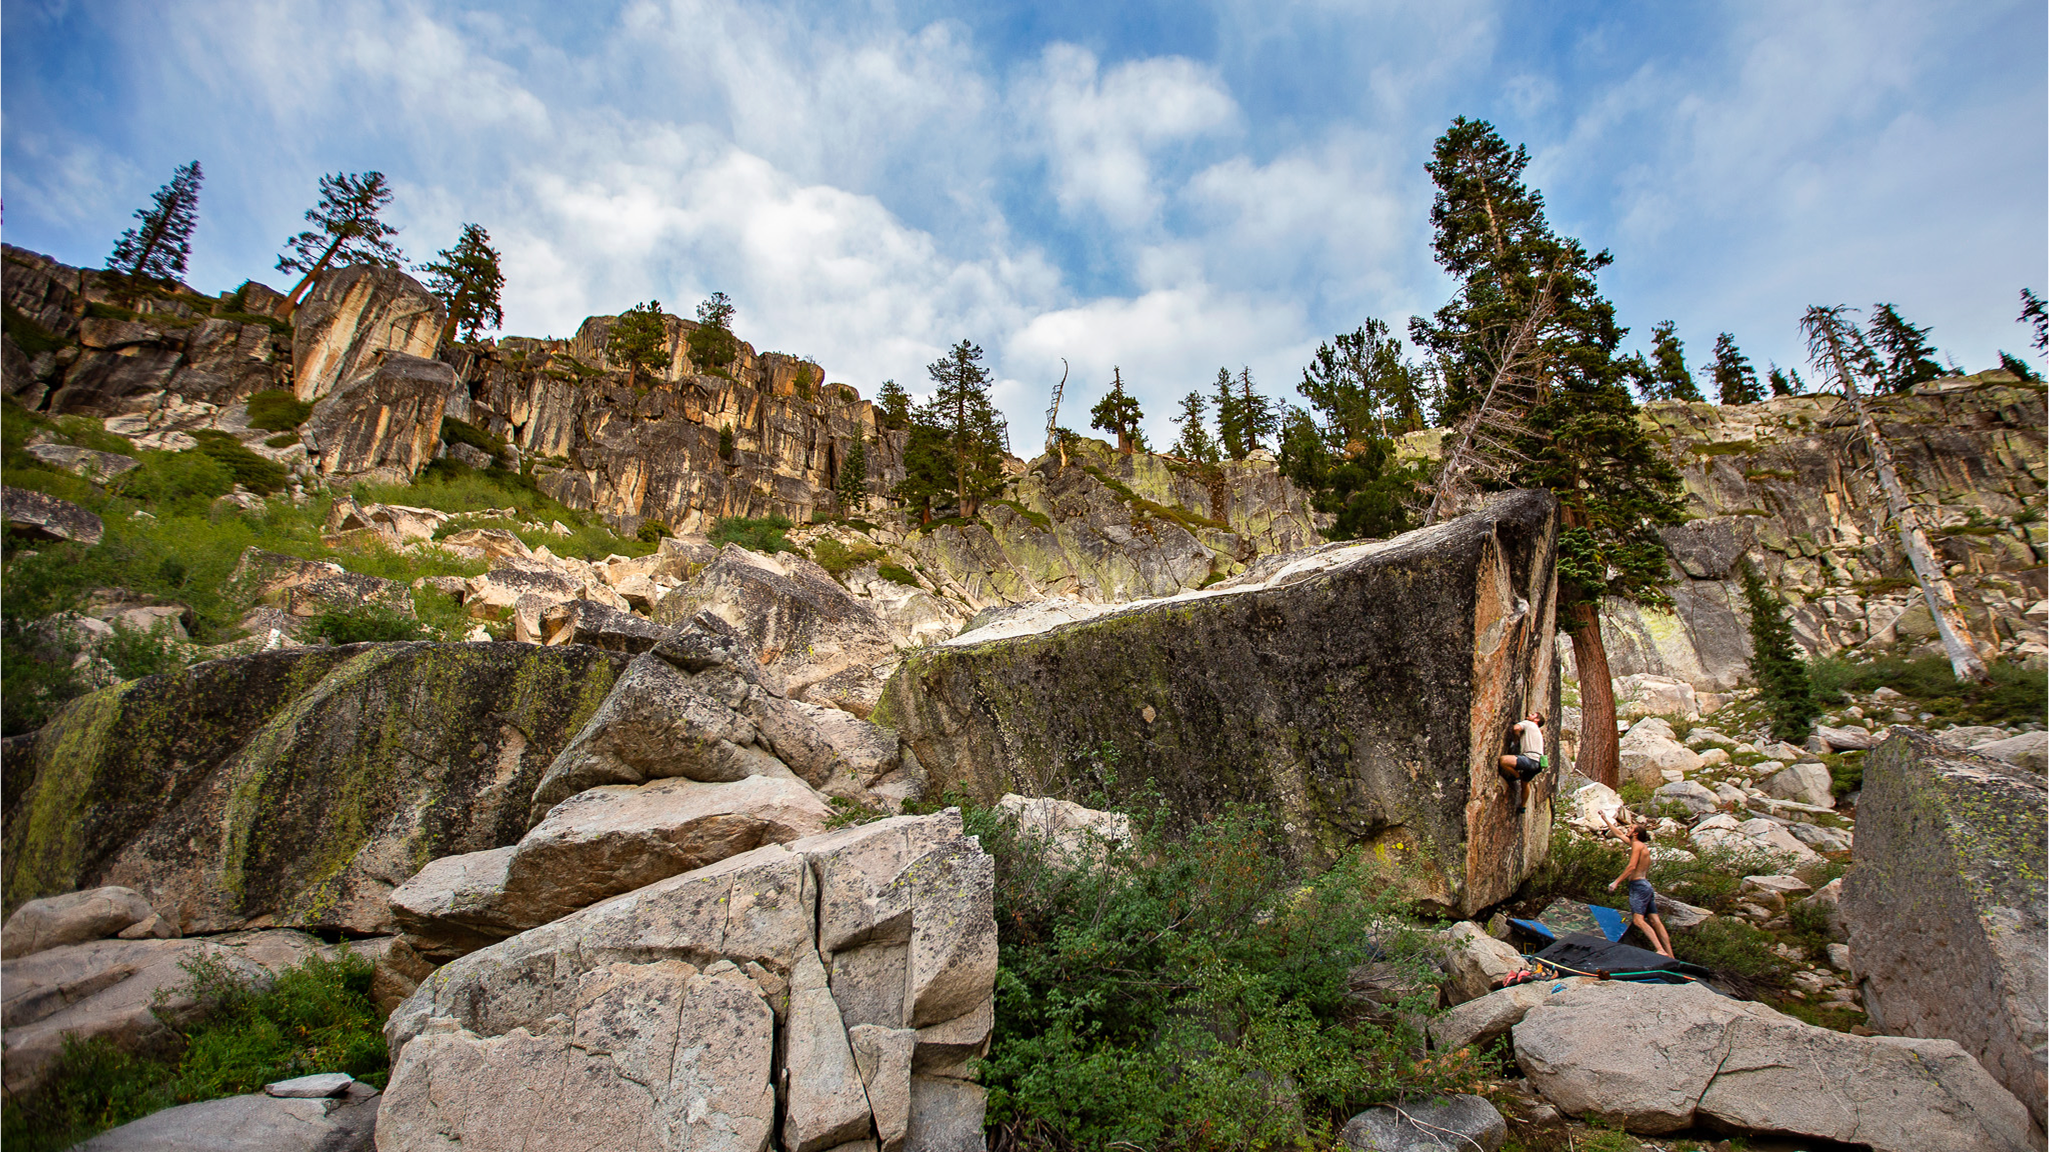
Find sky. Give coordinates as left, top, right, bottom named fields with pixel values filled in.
left=5, top=0, right=2044, bottom=448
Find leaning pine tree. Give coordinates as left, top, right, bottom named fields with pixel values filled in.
left=275, top=171, right=405, bottom=319
left=1410, top=116, right=1687, bottom=787
left=1738, top=559, right=1820, bottom=741
left=107, top=161, right=203, bottom=290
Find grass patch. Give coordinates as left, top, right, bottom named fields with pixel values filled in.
left=709, top=514, right=800, bottom=555
left=190, top=432, right=289, bottom=495
left=3, top=303, right=69, bottom=356
left=263, top=432, right=300, bottom=449
left=1692, top=440, right=1758, bottom=457
left=876, top=563, right=920, bottom=588
left=439, top=416, right=507, bottom=462
left=1132, top=497, right=1229, bottom=533
left=1669, top=917, right=1789, bottom=990
left=1741, top=468, right=1795, bottom=481
left=305, top=604, right=428, bottom=644
left=243, top=390, right=312, bottom=432
left=0, top=948, right=386, bottom=1152
left=1811, top=652, right=2045, bottom=726
left=989, top=499, right=1053, bottom=531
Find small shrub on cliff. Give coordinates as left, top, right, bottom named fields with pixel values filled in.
left=637, top=519, right=670, bottom=543
left=244, top=389, right=313, bottom=432
left=812, top=537, right=884, bottom=578
left=0, top=949, right=385, bottom=1152
left=876, top=562, right=920, bottom=588
left=189, top=431, right=288, bottom=495
left=102, top=619, right=193, bottom=681
left=709, top=513, right=798, bottom=555
left=438, top=416, right=507, bottom=462
left=306, top=604, right=427, bottom=644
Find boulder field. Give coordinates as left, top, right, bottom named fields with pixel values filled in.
left=876, top=488, right=1561, bottom=915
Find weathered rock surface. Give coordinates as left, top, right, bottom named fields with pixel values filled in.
left=1976, top=729, right=2049, bottom=773
left=3, top=644, right=624, bottom=935
left=291, top=266, right=444, bottom=402
left=1762, top=761, right=1835, bottom=808
left=1616, top=717, right=1702, bottom=788
left=1514, top=980, right=2037, bottom=1151
left=301, top=352, right=451, bottom=482
left=876, top=491, right=1561, bottom=914
left=673, top=544, right=902, bottom=713
left=4, top=484, right=104, bottom=544
left=1438, top=921, right=1526, bottom=1006
left=230, top=546, right=414, bottom=617
left=1340, top=1094, right=1506, bottom=1152
left=76, top=1084, right=379, bottom=1151
left=539, top=597, right=669, bottom=651
left=1843, top=728, right=2048, bottom=1131
left=2, top=885, right=161, bottom=959
left=25, top=441, right=140, bottom=483
left=379, top=811, right=995, bottom=1152
left=1426, top=977, right=1602, bottom=1053
left=2, top=927, right=363, bottom=1097
left=392, top=774, right=834, bottom=959
left=529, top=616, right=917, bottom=822
left=994, top=793, right=1131, bottom=866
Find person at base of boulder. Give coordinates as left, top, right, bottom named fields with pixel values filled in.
left=1600, top=811, right=1674, bottom=958
left=1496, top=712, right=1546, bottom=815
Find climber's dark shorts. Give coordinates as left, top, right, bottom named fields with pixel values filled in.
left=1512, top=753, right=1546, bottom=780
left=1628, top=879, right=1658, bottom=917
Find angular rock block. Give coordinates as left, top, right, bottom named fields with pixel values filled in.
left=875, top=490, right=1560, bottom=914
left=380, top=811, right=995, bottom=1152
left=2, top=885, right=159, bottom=959
left=1513, top=981, right=2036, bottom=1151
left=3, top=485, right=104, bottom=545
left=679, top=544, right=902, bottom=715
left=73, top=1087, right=381, bottom=1151
left=302, top=351, right=451, bottom=482
left=1340, top=1093, right=1507, bottom=1152
left=291, top=265, right=445, bottom=402
left=1844, top=728, right=2048, bottom=1132
left=3, top=644, right=625, bottom=936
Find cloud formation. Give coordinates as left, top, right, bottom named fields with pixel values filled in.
left=3, top=0, right=2041, bottom=447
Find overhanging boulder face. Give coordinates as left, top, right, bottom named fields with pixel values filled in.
left=873, top=489, right=1561, bottom=914
left=1843, top=728, right=2048, bottom=1133
left=2, top=643, right=625, bottom=936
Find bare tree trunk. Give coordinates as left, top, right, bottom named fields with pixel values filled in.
left=1568, top=599, right=1620, bottom=787
left=278, top=233, right=350, bottom=320
left=1805, top=307, right=1988, bottom=682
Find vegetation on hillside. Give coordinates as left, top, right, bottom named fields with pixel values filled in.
left=0, top=949, right=387, bottom=1152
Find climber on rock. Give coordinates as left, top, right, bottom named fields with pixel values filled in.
left=1497, top=711, right=1546, bottom=816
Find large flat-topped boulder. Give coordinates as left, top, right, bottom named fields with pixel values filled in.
left=873, top=490, right=1561, bottom=915
left=1843, top=728, right=2048, bottom=1132
left=3, top=644, right=625, bottom=936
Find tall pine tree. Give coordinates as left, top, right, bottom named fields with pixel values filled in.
left=1211, top=368, right=1246, bottom=460
left=1711, top=333, right=1763, bottom=405
left=1414, top=116, right=1685, bottom=788
left=921, top=339, right=1008, bottom=517
left=1738, top=559, right=1820, bottom=741
left=107, top=161, right=203, bottom=288
left=608, top=301, right=670, bottom=387
left=875, top=379, right=911, bottom=430
left=1867, top=303, right=1943, bottom=393
left=1646, top=322, right=1703, bottom=402
left=836, top=436, right=869, bottom=514
left=276, top=171, right=405, bottom=317
left=1170, top=391, right=1219, bottom=462
left=420, top=223, right=504, bottom=345
left=1090, top=368, right=1145, bottom=453
left=1239, top=368, right=1276, bottom=454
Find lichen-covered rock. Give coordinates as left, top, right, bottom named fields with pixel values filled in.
left=291, top=266, right=444, bottom=402
left=24, top=443, right=140, bottom=484
left=874, top=491, right=1561, bottom=915
left=673, top=544, right=901, bottom=713
left=3, top=485, right=104, bottom=545
left=301, top=351, right=451, bottom=482
left=538, top=597, right=669, bottom=651
left=2, top=644, right=624, bottom=936
left=379, top=811, right=994, bottom=1152
left=1843, top=728, right=2048, bottom=1132
left=229, top=546, right=414, bottom=617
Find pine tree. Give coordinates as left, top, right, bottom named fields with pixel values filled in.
left=2020, top=289, right=2049, bottom=353
left=1711, top=333, right=1763, bottom=405
left=688, top=292, right=739, bottom=375
left=1211, top=368, right=1245, bottom=461
left=107, top=161, right=203, bottom=289
left=1867, top=303, right=1943, bottom=393
left=1766, top=363, right=1800, bottom=397
left=836, top=436, right=869, bottom=514
left=1298, top=320, right=1423, bottom=449
left=875, top=379, right=911, bottom=430
left=275, top=171, right=404, bottom=317
left=1413, top=116, right=1686, bottom=788
left=608, top=301, right=670, bottom=387
left=419, top=223, right=504, bottom=345
left=1646, top=322, right=1703, bottom=402
left=1090, top=367, right=1145, bottom=453
left=1239, top=368, right=1277, bottom=454
left=923, top=339, right=1008, bottom=517
left=1739, top=560, right=1820, bottom=742
left=1617, top=352, right=1657, bottom=402
left=1170, top=391, right=1218, bottom=462
left=892, top=424, right=953, bottom=524
left=1999, top=351, right=2041, bottom=381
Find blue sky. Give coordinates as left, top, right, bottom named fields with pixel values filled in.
left=5, top=0, right=2043, bottom=446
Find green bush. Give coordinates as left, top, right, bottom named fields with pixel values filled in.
left=968, top=797, right=1479, bottom=1151
left=115, top=449, right=236, bottom=507
left=439, top=416, right=507, bottom=461
left=3, top=303, right=68, bottom=356
left=102, top=620, right=191, bottom=681
left=709, top=514, right=799, bottom=555
left=813, top=537, right=884, bottom=577
left=304, top=604, right=427, bottom=644
left=1669, top=917, right=1788, bottom=989
left=1830, top=751, right=1864, bottom=799
left=263, top=432, right=300, bottom=449
left=190, top=432, right=288, bottom=495
left=1817, top=653, right=2045, bottom=726
left=876, top=563, right=920, bottom=588
left=243, top=390, right=312, bottom=432
left=637, top=520, right=670, bottom=543
left=0, top=949, right=386, bottom=1152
